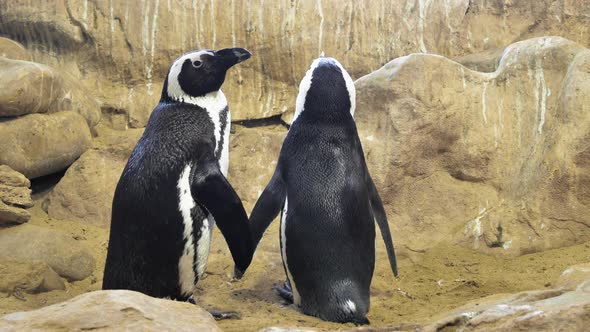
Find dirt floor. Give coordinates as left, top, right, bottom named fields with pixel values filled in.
left=1, top=192, right=589, bottom=332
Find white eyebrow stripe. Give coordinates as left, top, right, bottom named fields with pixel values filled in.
left=167, top=50, right=214, bottom=99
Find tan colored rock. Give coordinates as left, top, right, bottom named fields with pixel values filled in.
left=0, top=260, right=65, bottom=294
left=5, top=1, right=590, bottom=123
left=0, top=37, right=30, bottom=61
left=0, top=185, right=32, bottom=208
left=0, top=49, right=100, bottom=126
left=424, top=279, right=590, bottom=331
left=46, top=149, right=129, bottom=228
left=45, top=125, right=142, bottom=228
left=0, top=57, right=63, bottom=117
left=0, top=165, right=31, bottom=225
left=556, top=263, right=590, bottom=291
left=0, top=165, right=30, bottom=188
left=0, top=290, right=221, bottom=332
left=355, top=36, right=590, bottom=256
left=452, top=47, right=506, bottom=72
left=259, top=328, right=317, bottom=332
left=0, top=201, right=30, bottom=225
left=229, top=125, right=287, bottom=209
left=59, top=80, right=103, bottom=128
left=0, top=224, right=95, bottom=281
left=0, top=111, right=92, bottom=179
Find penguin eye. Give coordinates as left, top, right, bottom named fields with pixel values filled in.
left=192, top=60, right=203, bottom=68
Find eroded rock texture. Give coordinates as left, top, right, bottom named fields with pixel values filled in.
left=0, top=112, right=92, bottom=179
left=0, top=166, right=32, bottom=225
left=356, top=36, right=590, bottom=256
left=424, top=279, right=590, bottom=331
left=3, top=0, right=590, bottom=124
left=45, top=125, right=143, bottom=228
left=0, top=290, right=221, bottom=332
left=0, top=224, right=95, bottom=281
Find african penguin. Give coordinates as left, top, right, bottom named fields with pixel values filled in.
left=103, top=48, right=254, bottom=304
left=249, top=55, right=398, bottom=325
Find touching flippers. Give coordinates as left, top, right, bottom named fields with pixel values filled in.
left=249, top=168, right=287, bottom=249
left=191, top=161, right=254, bottom=277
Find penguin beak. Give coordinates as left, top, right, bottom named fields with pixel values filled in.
left=214, top=48, right=252, bottom=67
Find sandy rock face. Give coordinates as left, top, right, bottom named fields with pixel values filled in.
left=0, top=112, right=92, bottom=179
left=5, top=1, right=590, bottom=124
left=228, top=125, right=287, bottom=209
left=0, top=260, right=65, bottom=294
left=355, top=36, right=590, bottom=256
left=0, top=57, right=63, bottom=117
left=0, top=224, right=95, bottom=281
left=0, top=165, right=32, bottom=225
left=0, top=290, right=221, bottom=332
left=45, top=126, right=143, bottom=228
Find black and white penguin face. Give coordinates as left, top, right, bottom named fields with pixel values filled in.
left=165, top=48, right=251, bottom=101
left=293, top=55, right=356, bottom=122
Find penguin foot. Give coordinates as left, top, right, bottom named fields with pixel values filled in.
left=273, top=280, right=294, bottom=303
left=208, top=309, right=241, bottom=320
left=187, top=295, right=197, bottom=305
left=187, top=296, right=240, bottom=320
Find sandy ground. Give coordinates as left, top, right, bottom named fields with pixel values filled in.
left=1, top=191, right=589, bottom=331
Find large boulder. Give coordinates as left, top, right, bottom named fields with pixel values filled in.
left=5, top=1, right=590, bottom=124
left=424, top=279, right=590, bottom=331
left=0, top=112, right=92, bottom=179
left=0, top=290, right=221, bottom=331
left=0, top=166, right=32, bottom=225
left=0, top=224, right=95, bottom=281
left=0, top=260, right=65, bottom=294
left=355, top=36, right=590, bottom=256
left=0, top=57, right=63, bottom=117
left=0, top=37, right=30, bottom=61
left=45, top=125, right=143, bottom=227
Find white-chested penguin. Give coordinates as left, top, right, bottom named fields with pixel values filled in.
left=249, top=55, right=398, bottom=325
left=103, top=48, right=254, bottom=309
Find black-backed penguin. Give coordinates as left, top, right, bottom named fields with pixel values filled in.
left=103, top=48, right=254, bottom=305
left=249, top=56, right=398, bottom=325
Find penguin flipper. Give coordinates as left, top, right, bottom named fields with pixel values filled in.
left=249, top=168, right=286, bottom=249
left=367, top=173, right=398, bottom=277
left=190, top=163, right=253, bottom=277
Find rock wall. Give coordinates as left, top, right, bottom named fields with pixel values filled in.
left=356, top=36, right=590, bottom=256
left=3, top=0, right=590, bottom=125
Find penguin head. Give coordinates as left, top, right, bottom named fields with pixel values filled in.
left=293, top=55, right=356, bottom=123
left=163, top=48, right=251, bottom=102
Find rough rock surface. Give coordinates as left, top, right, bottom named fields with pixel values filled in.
left=229, top=125, right=287, bottom=209
left=0, top=57, right=63, bottom=117
left=0, top=290, right=221, bottom=332
left=0, top=165, right=32, bottom=225
left=46, top=126, right=143, bottom=228
left=355, top=36, right=590, bottom=256
left=424, top=278, right=590, bottom=331
left=0, top=111, right=92, bottom=179
left=555, top=263, right=590, bottom=290
left=5, top=1, right=590, bottom=124
left=0, top=37, right=30, bottom=61
left=0, top=224, right=95, bottom=281
left=0, top=260, right=65, bottom=294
